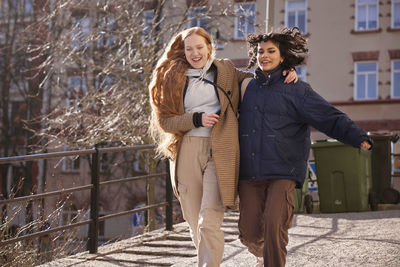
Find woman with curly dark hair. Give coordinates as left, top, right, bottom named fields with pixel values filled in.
left=237, top=28, right=372, bottom=267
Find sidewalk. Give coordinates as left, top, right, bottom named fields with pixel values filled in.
left=41, top=209, right=400, bottom=267
left=174, top=209, right=400, bottom=267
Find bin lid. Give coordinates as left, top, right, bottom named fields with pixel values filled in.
left=368, top=132, right=399, bottom=143
left=311, top=139, right=345, bottom=148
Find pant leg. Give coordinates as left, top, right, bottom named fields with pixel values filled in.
left=198, top=157, right=225, bottom=267
left=263, top=179, right=295, bottom=267
left=176, top=136, right=204, bottom=248
left=238, top=180, right=268, bottom=257
left=177, top=136, right=225, bottom=267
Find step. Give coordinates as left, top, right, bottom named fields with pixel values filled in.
left=142, top=239, right=195, bottom=249
left=124, top=247, right=196, bottom=257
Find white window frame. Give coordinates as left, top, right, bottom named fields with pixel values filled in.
left=62, top=146, right=80, bottom=173
left=392, top=0, right=400, bottom=29
left=187, top=6, right=209, bottom=30
left=391, top=60, right=400, bottom=98
left=98, top=15, right=116, bottom=48
left=67, top=76, right=87, bottom=109
left=355, top=0, right=379, bottom=31
left=285, top=0, right=307, bottom=34
left=354, top=61, right=378, bottom=100
left=295, top=65, right=307, bottom=82
left=234, top=2, right=256, bottom=40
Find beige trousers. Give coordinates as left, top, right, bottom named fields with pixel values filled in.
left=177, top=136, right=225, bottom=267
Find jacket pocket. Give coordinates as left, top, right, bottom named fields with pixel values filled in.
left=239, top=133, right=251, bottom=158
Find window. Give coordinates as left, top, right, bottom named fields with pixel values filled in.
left=392, top=0, right=400, bottom=28
left=0, top=1, right=33, bottom=17
left=25, top=0, right=34, bottom=15
left=295, top=65, right=307, bottom=81
left=60, top=203, right=79, bottom=226
left=98, top=15, right=116, bottom=47
left=95, top=75, right=114, bottom=91
left=355, top=0, right=378, bottom=31
left=234, top=3, right=256, bottom=39
left=285, top=0, right=307, bottom=33
left=188, top=6, right=209, bottom=30
left=142, top=10, right=155, bottom=44
left=354, top=62, right=378, bottom=100
left=67, top=76, right=87, bottom=109
left=62, top=146, right=80, bottom=173
left=71, top=16, right=90, bottom=50
left=392, top=61, right=400, bottom=98
left=59, top=203, right=106, bottom=237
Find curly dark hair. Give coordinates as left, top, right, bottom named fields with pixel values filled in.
left=246, top=27, right=308, bottom=70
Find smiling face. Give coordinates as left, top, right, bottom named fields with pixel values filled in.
left=257, top=40, right=284, bottom=73
left=184, top=33, right=211, bottom=69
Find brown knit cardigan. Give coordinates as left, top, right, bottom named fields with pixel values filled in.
left=157, top=58, right=252, bottom=208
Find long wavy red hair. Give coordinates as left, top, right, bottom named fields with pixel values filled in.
left=149, top=27, right=213, bottom=159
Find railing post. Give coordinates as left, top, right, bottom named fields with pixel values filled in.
left=165, top=159, right=173, bottom=231
left=88, top=146, right=100, bottom=253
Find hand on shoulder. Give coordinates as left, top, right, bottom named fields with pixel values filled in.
left=241, top=78, right=252, bottom=102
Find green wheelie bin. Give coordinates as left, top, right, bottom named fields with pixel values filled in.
left=311, top=139, right=373, bottom=213
left=294, top=164, right=313, bottom=213
left=369, top=133, right=400, bottom=204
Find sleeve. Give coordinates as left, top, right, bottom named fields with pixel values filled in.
left=235, top=67, right=253, bottom=83
left=158, top=112, right=196, bottom=134
left=298, top=85, right=371, bottom=148
left=221, top=58, right=252, bottom=83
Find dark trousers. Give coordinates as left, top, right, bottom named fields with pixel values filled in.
left=238, top=179, right=295, bottom=267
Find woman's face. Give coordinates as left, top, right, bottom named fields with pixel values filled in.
left=184, top=33, right=210, bottom=69
left=257, top=40, right=283, bottom=73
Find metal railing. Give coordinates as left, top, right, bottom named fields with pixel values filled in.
left=0, top=145, right=173, bottom=254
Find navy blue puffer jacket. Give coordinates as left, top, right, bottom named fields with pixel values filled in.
left=239, top=66, right=370, bottom=188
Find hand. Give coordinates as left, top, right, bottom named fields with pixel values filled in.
left=360, top=140, right=371, bottom=150
left=202, top=113, right=219, bottom=127
left=283, top=68, right=298, bottom=84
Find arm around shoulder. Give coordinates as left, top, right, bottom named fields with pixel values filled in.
left=241, top=78, right=252, bottom=102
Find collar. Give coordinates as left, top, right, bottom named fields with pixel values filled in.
left=186, top=53, right=216, bottom=79
left=255, top=65, right=284, bottom=85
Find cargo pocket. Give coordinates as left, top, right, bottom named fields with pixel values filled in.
left=284, top=187, right=295, bottom=228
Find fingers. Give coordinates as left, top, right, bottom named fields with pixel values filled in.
left=202, top=113, right=219, bottom=127
left=283, top=69, right=298, bottom=84
left=360, top=141, right=371, bottom=150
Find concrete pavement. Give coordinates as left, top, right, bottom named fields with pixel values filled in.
left=41, top=209, right=400, bottom=267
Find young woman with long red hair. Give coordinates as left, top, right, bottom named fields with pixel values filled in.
left=149, top=27, right=297, bottom=267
